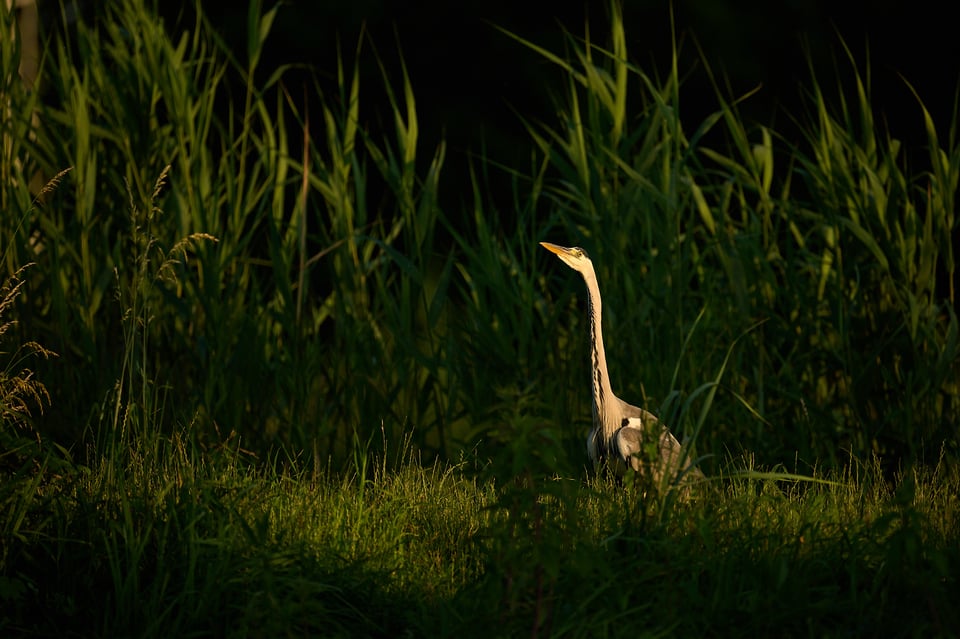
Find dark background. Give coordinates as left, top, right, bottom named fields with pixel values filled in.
left=173, top=0, right=959, bottom=176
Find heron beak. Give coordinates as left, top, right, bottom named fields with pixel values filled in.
left=539, top=241, right=574, bottom=257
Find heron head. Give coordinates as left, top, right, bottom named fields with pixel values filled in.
left=540, top=242, right=593, bottom=274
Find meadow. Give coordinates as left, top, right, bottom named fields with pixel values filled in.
left=2, top=1, right=959, bottom=636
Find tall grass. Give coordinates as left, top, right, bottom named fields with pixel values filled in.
left=3, top=0, right=453, bottom=462
left=500, top=5, right=960, bottom=470
left=1, top=0, right=957, bottom=474
left=0, top=265, right=54, bottom=447
left=0, top=171, right=64, bottom=462
left=689, top=41, right=960, bottom=467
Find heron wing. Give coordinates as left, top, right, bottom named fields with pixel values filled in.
left=616, top=409, right=701, bottom=480
left=617, top=398, right=659, bottom=425
left=613, top=416, right=674, bottom=462
left=612, top=423, right=644, bottom=471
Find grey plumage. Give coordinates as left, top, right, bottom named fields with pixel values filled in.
left=540, top=242, right=702, bottom=487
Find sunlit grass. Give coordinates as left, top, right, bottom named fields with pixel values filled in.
left=2, top=439, right=957, bottom=636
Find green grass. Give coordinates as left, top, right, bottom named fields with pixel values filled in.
left=2, top=440, right=958, bottom=637
left=2, top=0, right=960, bottom=635
left=3, top=0, right=956, bottom=467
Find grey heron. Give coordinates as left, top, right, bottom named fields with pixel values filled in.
left=540, top=241, right=703, bottom=487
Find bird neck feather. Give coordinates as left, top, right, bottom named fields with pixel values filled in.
left=583, top=268, right=616, bottom=438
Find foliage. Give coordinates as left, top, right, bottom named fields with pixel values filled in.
left=2, top=0, right=957, bottom=472
left=0, top=171, right=65, bottom=458
left=0, top=265, right=55, bottom=441
left=2, top=0, right=960, bottom=635
left=1, top=441, right=958, bottom=637
left=494, top=3, right=959, bottom=470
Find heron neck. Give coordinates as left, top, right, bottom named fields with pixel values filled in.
left=583, top=268, right=615, bottom=431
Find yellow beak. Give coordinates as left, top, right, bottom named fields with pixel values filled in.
left=539, top=241, right=574, bottom=257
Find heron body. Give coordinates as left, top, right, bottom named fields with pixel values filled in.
left=540, top=242, right=702, bottom=486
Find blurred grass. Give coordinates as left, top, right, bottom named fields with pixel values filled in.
left=2, top=0, right=960, bottom=633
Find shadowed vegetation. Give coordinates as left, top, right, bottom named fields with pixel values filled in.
left=2, top=0, right=958, bottom=635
